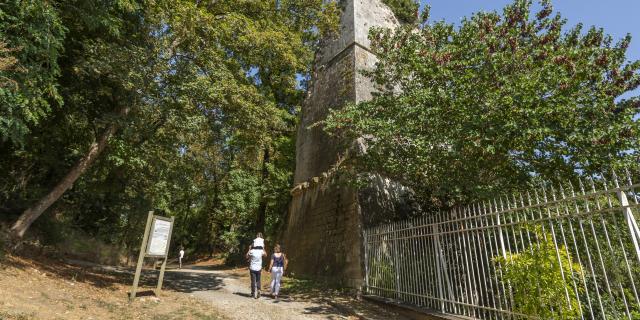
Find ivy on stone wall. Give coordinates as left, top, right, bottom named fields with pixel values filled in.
left=382, top=0, right=419, bottom=24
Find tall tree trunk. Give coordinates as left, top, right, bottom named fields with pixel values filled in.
left=10, top=107, right=130, bottom=239
left=255, top=147, right=270, bottom=234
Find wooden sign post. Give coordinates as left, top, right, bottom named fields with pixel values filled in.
left=130, top=211, right=175, bottom=301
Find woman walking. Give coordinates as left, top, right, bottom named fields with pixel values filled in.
left=269, top=244, right=288, bottom=301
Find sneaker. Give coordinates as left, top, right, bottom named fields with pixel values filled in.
left=257, top=290, right=261, bottom=299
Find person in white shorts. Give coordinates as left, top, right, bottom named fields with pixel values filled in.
left=269, top=244, right=288, bottom=301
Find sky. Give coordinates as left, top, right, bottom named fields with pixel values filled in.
left=420, top=0, right=640, bottom=99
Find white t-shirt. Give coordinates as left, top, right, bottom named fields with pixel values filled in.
left=253, top=237, right=264, bottom=248
left=248, top=249, right=265, bottom=271
left=179, top=250, right=184, bottom=259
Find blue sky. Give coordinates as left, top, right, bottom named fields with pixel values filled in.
left=420, top=0, right=640, bottom=99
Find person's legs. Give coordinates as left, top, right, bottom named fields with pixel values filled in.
left=270, top=268, right=276, bottom=293
left=272, top=267, right=283, bottom=296
left=256, top=270, right=262, bottom=298
left=250, top=270, right=257, bottom=297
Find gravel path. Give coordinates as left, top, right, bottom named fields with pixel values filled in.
left=67, top=259, right=408, bottom=320
left=162, top=265, right=409, bottom=320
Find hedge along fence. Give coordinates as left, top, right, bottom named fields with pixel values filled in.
left=364, top=169, right=640, bottom=320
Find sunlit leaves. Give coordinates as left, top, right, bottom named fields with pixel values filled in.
left=324, top=0, right=640, bottom=207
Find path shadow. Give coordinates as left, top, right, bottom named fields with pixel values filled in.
left=302, top=305, right=349, bottom=319
left=2, top=254, right=124, bottom=290
left=233, top=292, right=253, bottom=298
left=132, top=290, right=156, bottom=297
left=185, top=264, right=235, bottom=271
left=133, top=269, right=225, bottom=293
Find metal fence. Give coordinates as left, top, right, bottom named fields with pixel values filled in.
left=363, top=170, right=640, bottom=319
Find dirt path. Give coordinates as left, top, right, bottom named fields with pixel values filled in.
left=160, top=262, right=409, bottom=320
left=0, top=254, right=407, bottom=320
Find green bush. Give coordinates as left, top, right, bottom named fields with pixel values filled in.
left=368, top=258, right=396, bottom=298
left=494, top=227, right=582, bottom=319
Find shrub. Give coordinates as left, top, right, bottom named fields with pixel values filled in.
left=494, top=227, right=582, bottom=319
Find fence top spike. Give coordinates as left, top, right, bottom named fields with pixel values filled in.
left=498, top=196, right=505, bottom=210
left=611, top=168, right=621, bottom=188
left=549, top=184, right=558, bottom=201
left=588, top=176, right=601, bottom=194
left=558, top=184, right=567, bottom=199
left=577, top=176, right=587, bottom=194
left=510, top=193, right=519, bottom=209
left=541, top=183, right=549, bottom=202
left=624, top=166, right=633, bottom=185
left=517, top=192, right=526, bottom=206
left=533, top=188, right=541, bottom=204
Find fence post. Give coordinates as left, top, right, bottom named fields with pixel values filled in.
left=617, top=190, right=640, bottom=263
left=392, top=222, right=401, bottom=301
left=433, top=223, right=445, bottom=312
left=363, top=228, right=370, bottom=295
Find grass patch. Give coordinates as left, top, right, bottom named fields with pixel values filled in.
left=281, top=276, right=351, bottom=298
left=95, top=299, right=117, bottom=312
left=0, top=311, right=36, bottom=320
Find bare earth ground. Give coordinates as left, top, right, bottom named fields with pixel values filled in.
left=0, top=254, right=223, bottom=320
left=0, top=255, right=407, bottom=320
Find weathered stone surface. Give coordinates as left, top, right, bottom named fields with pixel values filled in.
left=293, top=0, right=399, bottom=184
left=283, top=0, right=416, bottom=288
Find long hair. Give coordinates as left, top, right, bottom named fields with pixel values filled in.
left=274, top=244, right=281, bottom=253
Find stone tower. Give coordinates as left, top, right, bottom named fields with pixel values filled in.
left=282, top=0, right=414, bottom=288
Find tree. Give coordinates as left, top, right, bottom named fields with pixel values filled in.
left=2, top=0, right=338, bottom=248
left=324, top=0, right=640, bottom=207
left=6, top=0, right=152, bottom=239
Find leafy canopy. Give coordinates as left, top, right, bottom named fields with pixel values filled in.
left=0, top=0, right=66, bottom=146
left=1, top=0, right=338, bottom=255
left=324, top=0, right=640, bottom=206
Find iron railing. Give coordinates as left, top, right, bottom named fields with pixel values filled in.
left=364, top=170, right=640, bottom=319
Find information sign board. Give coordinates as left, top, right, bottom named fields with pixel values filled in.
left=147, top=218, right=172, bottom=256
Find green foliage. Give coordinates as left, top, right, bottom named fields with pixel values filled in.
left=369, top=258, right=396, bottom=296
left=0, top=0, right=66, bottom=146
left=494, top=227, right=582, bottom=319
left=0, top=0, right=338, bottom=260
left=382, top=0, right=419, bottom=24
left=324, top=0, right=640, bottom=207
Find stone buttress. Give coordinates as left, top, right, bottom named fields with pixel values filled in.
left=282, top=0, right=417, bottom=288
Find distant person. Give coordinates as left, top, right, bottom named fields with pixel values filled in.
left=269, top=244, right=288, bottom=301
left=252, top=232, right=264, bottom=249
left=179, top=247, right=185, bottom=269
left=246, top=246, right=267, bottom=299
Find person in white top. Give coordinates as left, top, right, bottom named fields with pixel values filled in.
left=179, top=247, right=185, bottom=269
left=246, top=247, right=267, bottom=299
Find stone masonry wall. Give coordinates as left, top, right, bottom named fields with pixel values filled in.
left=282, top=0, right=403, bottom=288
